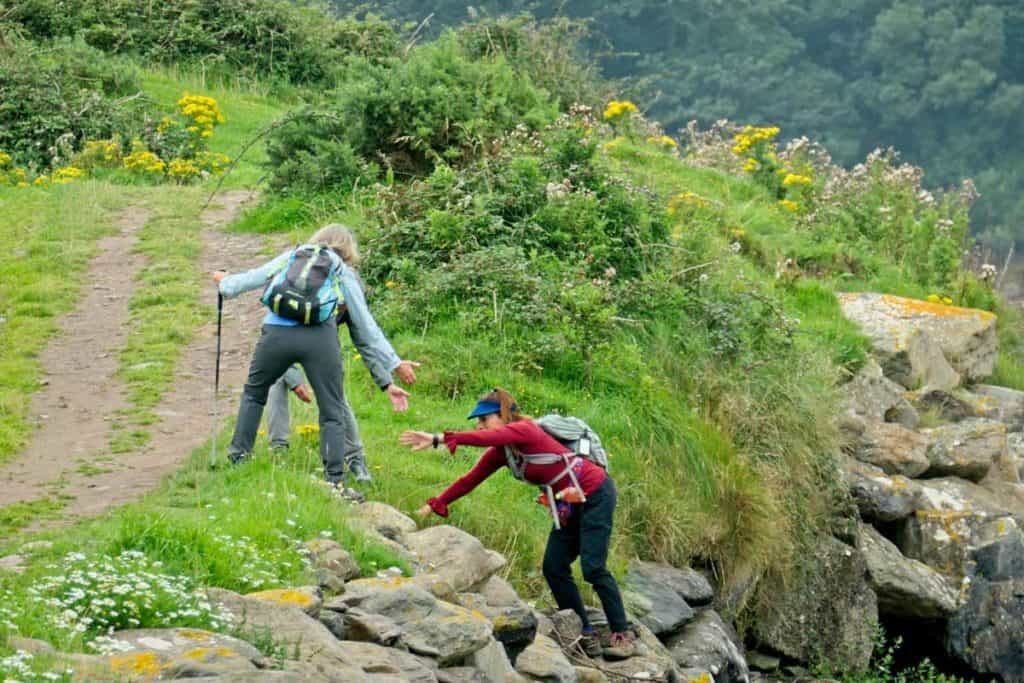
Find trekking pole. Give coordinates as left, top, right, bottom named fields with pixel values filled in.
left=210, top=291, right=223, bottom=467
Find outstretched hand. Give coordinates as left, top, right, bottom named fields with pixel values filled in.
left=212, top=270, right=227, bottom=285
left=400, top=430, right=435, bottom=451
left=387, top=384, right=410, bottom=412
left=415, top=504, right=432, bottom=519
left=395, top=359, right=422, bottom=385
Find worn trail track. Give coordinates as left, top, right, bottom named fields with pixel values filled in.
left=0, top=190, right=273, bottom=530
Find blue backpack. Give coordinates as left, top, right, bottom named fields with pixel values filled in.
left=261, top=245, right=344, bottom=325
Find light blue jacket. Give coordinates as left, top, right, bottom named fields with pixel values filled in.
left=219, top=249, right=401, bottom=388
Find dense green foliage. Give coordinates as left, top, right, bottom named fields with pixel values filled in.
left=0, top=40, right=142, bottom=169
left=1, top=0, right=400, bottom=87
left=338, top=0, right=1024, bottom=253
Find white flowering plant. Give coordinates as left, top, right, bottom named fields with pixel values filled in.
left=2, top=551, right=232, bottom=651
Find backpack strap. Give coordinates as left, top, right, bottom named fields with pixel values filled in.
left=504, top=448, right=587, bottom=529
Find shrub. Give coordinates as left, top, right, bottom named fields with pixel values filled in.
left=266, top=34, right=559, bottom=193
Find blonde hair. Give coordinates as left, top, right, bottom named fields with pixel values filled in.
left=310, top=223, right=361, bottom=266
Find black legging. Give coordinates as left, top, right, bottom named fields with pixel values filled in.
left=542, top=477, right=629, bottom=632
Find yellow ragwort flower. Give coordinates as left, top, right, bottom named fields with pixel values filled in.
left=603, top=100, right=638, bottom=122
left=779, top=199, right=800, bottom=213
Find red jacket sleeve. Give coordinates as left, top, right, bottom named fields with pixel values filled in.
left=443, top=422, right=534, bottom=453
left=427, top=447, right=507, bottom=516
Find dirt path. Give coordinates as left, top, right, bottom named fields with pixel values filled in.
left=0, top=190, right=273, bottom=527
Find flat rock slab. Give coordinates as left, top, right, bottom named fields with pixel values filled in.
left=665, top=610, right=749, bottom=683
left=843, top=458, right=921, bottom=522
left=404, top=525, right=507, bottom=592
left=858, top=523, right=958, bottom=619
left=921, top=419, right=1005, bottom=482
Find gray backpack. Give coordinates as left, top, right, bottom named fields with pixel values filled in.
left=502, top=415, right=610, bottom=529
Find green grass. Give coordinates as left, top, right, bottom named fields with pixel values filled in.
left=0, top=495, right=70, bottom=540
left=0, top=182, right=123, bottom=462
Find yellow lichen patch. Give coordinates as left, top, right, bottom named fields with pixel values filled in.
left=184, top=646, right=237, bottom=661
left=247, top=588, right=316, bottom=607
left=691, top=673, right=713, bottom=683
left=491, top=614, right=522, bottom=630
left=177, top=629, right=213, bottom=641
left=879, top=294, right=996, bottom=321
left=110, top=652, right=162, bottom=677
left=889, top=476, right=911, bottom=491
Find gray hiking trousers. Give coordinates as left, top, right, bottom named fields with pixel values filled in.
left=266, top=371, right=367, bottom=473
left=228, top=321, right=348, bottom=484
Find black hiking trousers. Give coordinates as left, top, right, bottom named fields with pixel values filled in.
left=542, top=477, right=629, bottom=633
left=228, top=320, right=348, bottom=484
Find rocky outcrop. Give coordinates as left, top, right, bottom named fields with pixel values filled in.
left=622, top=562, right=696, bottom=636
left=842, top=458, right=921, bottom=522
left=843, top=419, right=931, bottom=477
left=751, top=536, right=877, bottom=671
left=837, top=292, right=996, bottom=388
left=404, top=525, right=507, bottom=592
left=665, top=610, right=749, bottom=683
left=845, top=358, right=919, bottom=428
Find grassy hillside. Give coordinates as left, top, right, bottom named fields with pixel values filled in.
left=0, top=7, right=1021, bottom=679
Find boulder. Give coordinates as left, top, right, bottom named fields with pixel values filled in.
left=623, top=562, right=696, bottom=636
left=921, top=419, right=1005, bottom=482
left=340, top=607, right=403, bottom=645
left=844, top=358, right=919, bottom=428
left=945, top=532, right=1024, bottom=683
left=971, top=384, right=1024, bottom=429
left=515, top=634, right=578, bottom=683
left=548, top=609, right=583, bottom=650
left=579, top=607, right=683, bottom=683
left=457, top=592, right=537, bottom=658
left=837, top=292, right=996, bottom=387
left=906, top=389, right=977, bottom=422
left=244, top=586, right=322, bottom=617
left=895, top=477, right=1019, bottom=579
left=665, top=610, right=748, bottom=683
left=857, top=524, right=957, bottom=618
left=751, top=536, right=877, bottom=671
left=842, top=458, right=921, bottom=522
left=330, top=640, right=437, bottom=682
left=305, top=539, right=362, bottom=582
left=573, top=666, right=609, bottom=682
left=476, top=575, right=521, bottom=606
left=207, top=587, right=365, bottom=681
left=346, top=501, right=418, bottom=540
left=470, top=637, right=530, bottom=683
left=627, top=560, right=714, bottom=607
left=325, top=577, right=492, bottom=665
left=404, top=525, right=507, bottom=591
left=438, top=668, right=491, bottom=683
left=94, top=628, right=265, bottom=680
left=843, top=419, right=931, bottom=478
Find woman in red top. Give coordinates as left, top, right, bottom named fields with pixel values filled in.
left=400, top=388, right=636, bottom=660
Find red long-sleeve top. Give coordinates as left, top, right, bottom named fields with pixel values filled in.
left=427, top=420, right=607, bottom=517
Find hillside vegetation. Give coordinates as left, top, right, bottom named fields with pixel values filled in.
left=0, top=2, right=1020, bottom=679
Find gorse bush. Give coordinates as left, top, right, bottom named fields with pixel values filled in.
left=2, top=0, right=400, bottom=88
left=266, top=34, right=559, bottom=193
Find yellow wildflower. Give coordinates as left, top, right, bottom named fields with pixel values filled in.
left=16, top=181, right=28, bottom=187
left=53, top=166, right=86, bottom=183
left=33, top=175, right=49, bottom=186
left=385, top=280, right=398, bottom=289
left=782, top=173, right=812, bottom=187
left=942, top=296, right=953, bottom=305
left=926, top=294, right=942, bottom=304
left=603, top=100, right=638, bottom=122
left=353, top=353, right=362, bottom=362
left=167, top=158, right=201, bottom=182
left=742, top=158, right=760, bottom=173
left=646, top=135, right=678, bottom=149
left=0, top=151, right=10, bottom=167
left=123, top=149, right=166, bottom=175
left=778, top=199, right=800, bottom=213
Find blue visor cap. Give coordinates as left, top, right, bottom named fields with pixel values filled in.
left=468, top=400, right=501, bottom=419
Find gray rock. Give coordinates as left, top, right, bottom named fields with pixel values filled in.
left=325, top=578, right=492, bottom=665
left=845, top=358, right=919, bottom=428
left=578, top=608, right=683, bottom=682
left=895, top=477, right=1019, bottom=579
left=6, top=636, right=55, bottom=654
left=98, top=627, right=266, bottom=679
left=457, top=592, right=537, bottom=657
left=573, top=665, right=609, bottom=682
left=843, top=418, right=931, bottom=478
left=858, top=524, right=957, bottom=618
left=341, top=607, right=403, bottom=645
left=404, top=525, right=507, bottom=591
left=207, top=587, right=365, bottom=681
left=306, top=541, right=361, bottom=582
left=476, top=574, right=521, bottom=606
left=244, top=585, right=323, bottom=617
left=0, top=555, right=25, bottom=573
left=438, top=667, right=491, bottom=683
left=972, top=384, right=1024, bottom=429
left=945, top=532, right=1024, bottom=683
left=470, top=637, right=530, bottom=683
left=202, top=671, right=333, bottom=683
left=751, top=536, right=877, bottom=672
left=318, top=608, right=347, bottom=639
left=746, top=651, right=780, bottom=672
left=837, top=292, right=997, bottom=387
left=346, top=501, right=418, bottom=539
left=515, top=634, right=577, bottom=683
left=842, top=458, right=921, bottom=522
left=665, top=610, right=748, bottom=683
left=627, top=560, right=714, bottom=606
left=907, top=389, right=978, bottom=422
left=549, top=609, right=584, bottom=649
left=331, top=640, right=437, bottom=682
left=623, top=562, right=696, bottom=636
left=921, top=418, right=1005, bottom=482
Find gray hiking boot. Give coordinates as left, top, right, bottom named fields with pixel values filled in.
left=348, top=460, right=373, bottom=483
left=577, top=631, right=603, bottom=658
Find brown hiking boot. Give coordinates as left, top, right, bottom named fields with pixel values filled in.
left=602, top=631, right=637, bottom=660
left=577, top=631, right=603, bottom=658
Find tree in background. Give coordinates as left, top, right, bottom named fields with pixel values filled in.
left=335, top=0, right=1024, bottom=254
